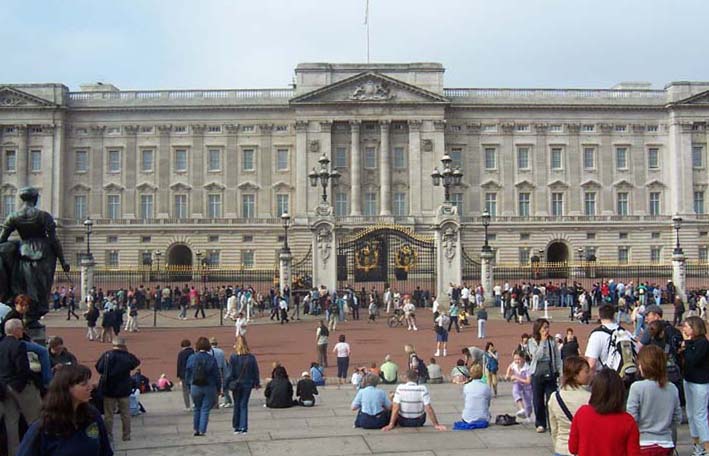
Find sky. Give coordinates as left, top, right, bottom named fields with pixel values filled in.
left=2, top=0, right=708, bottom=91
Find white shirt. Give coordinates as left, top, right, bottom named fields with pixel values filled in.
left=435, top=314, right=450, bottom=328
left=584, top=322, right=619, bottom=370
left=403, top=302, right=415, bottom=315
left=235, top=317, right=247, bottom=336
left=493, top=285, right=502, bottom=296
left=333, top=342, right=351, bottom=358
left=279, top=299, right=288, bottom=310
left=227, top=295, right=237, bottom=311
left=392, top=381, right=430, bottom=419
left=461, top=287, right=470, bottom=299
left=432, top=299, right=440, bottom=315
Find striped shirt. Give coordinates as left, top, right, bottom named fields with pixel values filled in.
left=392, top=381, right=430, bottom=419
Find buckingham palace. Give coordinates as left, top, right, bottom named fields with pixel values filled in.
left=1, top=62, right=709, bottom=270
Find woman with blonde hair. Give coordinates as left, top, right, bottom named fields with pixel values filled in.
left=627, top=345, right=681, bottom=456
left=227, top=336, right=260, bottom=434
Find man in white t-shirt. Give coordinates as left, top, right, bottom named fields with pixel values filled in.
left=382, top=370, right=446, bottom=431
left=384, top=288, right=392, bottom=314
left=460, top=286, right=471, bottom=310
left=403, top=299, right=417, bottom=331
left=584, top=304, right=620, bottom=376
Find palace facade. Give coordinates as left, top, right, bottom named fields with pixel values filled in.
left=1, top=62, right=709, bottom=268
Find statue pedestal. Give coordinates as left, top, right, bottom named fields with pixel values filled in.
left=26, top=324, right=47, bottom=346
left=311, top=204, right=337, bottom=292
left=434, top=204, right=461, bottom=312
left=80, top=256, right=96, bottom=310
left=672, top=252, right=687, bottom=302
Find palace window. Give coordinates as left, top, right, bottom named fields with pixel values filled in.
left=30, top=150, right=41, bottom=172
left=550, top=148, right=563, bottom=170
left=207, top=194, right=222, bottom=218
left=518, top=192, right=530, bottom=217
left=393, top=192, right=407, bottom=216
left=485, top=193, right=497, bottom=216
left=2, top=195, right=15, bottom=218
left=334, top=192, right=348, bottom=216
left=517, top=147, right=529, bottom=170
left=74, top=195, right=87, bottom=221
left=451, top=193, right=463, bottom=215
left=584, top=192, right=596, bottom=216
left=616, top=147, right=628, bottom=170
left=616, top=192, right=629, bottom=215
left=75, top=150, right=88, bottom=172
left=208, top=149, right=221, bottom=171
left=108, top=150, right=121, bottom=173
left=364, top=147, right=377, bottom=169
left=141, top=149, right=154, bottom=172
left=174, top=194, right=187, bottom=219
left=241, top=250, right=254, bottom=268
left=140, top=194, right=153, bottom=219
left=693, top=145, right=705, bottom=168
left=484, top=147, right=496, bottom=170
left=649, top=192, right=661, bottom=216
left=107, top=195, right=120, bottom=220
left=241, top=194, right=255, bottom=219
left=647, top=148, right=659, bottom=169
left=583, top=147, right=595, bottom=170
left=242, top=149, right=255, bottom=171
left=174, top=149, right=188, bottom=172
left=276, top=194, right=289, bottom=217
left=393, top=147, right=406, bottom=169
left=276, top=149, right=289, bottom=171
left=334, top=146, right=347, bottom=169
left=551, top=193, right=564, bottom=216
left=694, top=191, right=705, bottom=215
left=364, top=192, right=377, bottom=216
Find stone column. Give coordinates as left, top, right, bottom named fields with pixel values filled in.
left=567, top=123, right=582, bottom=214
left=311, top=218, right=337, bottom=292
left=599, top=123, right=614, bottom=214
left=16, top=125, right=28, bottom=189
left=157, top=125, right=171, bottom=217
left=224, top=124, right=239, bottom=217
left=88, top=126, right=105, bottom=217
left=668, top=119, right=693, bottom=215
left=672, top=251, right=687, bottom=302
left=480, top=249, right=494, bottom=304
left=279, top=249, right=293, bottom=297
left=80, top=256, right=96, bottom=310
left=434, top=213, right=461, bottom=311
left=379, top=120, right=392, bottom=215
left=124, top=125, right=139, bottom=218
left=533, top=123, right=549, bottom=214
left=408, top=120, right=423, bottom=215
left=295, top=121, right=309, bottom=216
left=258, top=124, right=273, bottom=217
left=51, top=122, right=65, bottom=217
left=191, top=125, right=206, bottom=217
left=350, top=121, right=362, bottom=215
left=500, top=123, right=515, bottom=215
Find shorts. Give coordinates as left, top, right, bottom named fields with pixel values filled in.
left=436, top=330, right=448, bottom=342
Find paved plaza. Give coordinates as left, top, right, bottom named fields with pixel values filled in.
left=112, top=381, right=695, bottom=456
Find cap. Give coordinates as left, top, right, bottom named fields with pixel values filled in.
left=209, top=337, right=218, bottom=345
left=301, top=371, right=310, bottom=377
left=112, top=337, right=126, bottom=347
left=645, top=304, right=663, bottom=317
left=554, top=333, right=563, bottom=340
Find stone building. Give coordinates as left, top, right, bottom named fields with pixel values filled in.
left=1, top=62, right=709, bottom=269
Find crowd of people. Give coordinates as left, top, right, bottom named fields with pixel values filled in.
left=2, top=274, right=709, bottom=456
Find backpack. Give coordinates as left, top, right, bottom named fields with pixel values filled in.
left=485, top=354, right=499, bottom=374
left=592, top=325, right=638, bottom=386
left=192, top=357, right=209, bottom=386
left=411, top=354, right=429, bottom=383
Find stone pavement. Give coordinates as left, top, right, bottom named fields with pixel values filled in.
left=113, top=381, right=696, bottom=456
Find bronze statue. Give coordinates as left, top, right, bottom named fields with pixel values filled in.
left=0, top=187, right=70, bottom=329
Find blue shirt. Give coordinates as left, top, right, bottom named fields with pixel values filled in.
left=351, top=386, right=391, bottom=415
left=17, top=408, right=113, bottom=456
left=310, top=366, right=324, bottom=384
left=185, top=351, right=220, bottom=389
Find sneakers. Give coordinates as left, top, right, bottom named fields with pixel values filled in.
left=515, top=409, right=526, bottom=419
left=434, top=351, right=440, bottom=357
left=693, top=444, right=707, bottom=456
left=443, top=350, right=447, bottom=357
left=535, top=426, right=546, bottom=433
left=413, top=326, right=418, bottom=331
left=221, top=403, right=233, bottom=408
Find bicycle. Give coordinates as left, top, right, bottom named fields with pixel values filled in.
left=387, top=308, right=406, bottom=328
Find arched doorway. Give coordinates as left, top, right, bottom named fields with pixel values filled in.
left=167, top=244, right=193, bottom=267
left=546, top=241, right=569, bottom=263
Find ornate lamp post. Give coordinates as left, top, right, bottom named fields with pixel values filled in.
left=309, top=154, right=341, bottom=205
left=672, top=215, right=683, bottom=255
left=83, top=217, right=93, bottom=260
left=154, top=250, right=162, bottom=279
left=431, top=154, right=464, bottom=203
left=481, top=209, right=491, bottom=252
left=280, top=212, right=293, bottom=316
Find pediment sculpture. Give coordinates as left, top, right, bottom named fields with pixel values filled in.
left=316, top=225, right=333, bottom=266
left=442, top=225, right=458, bottom=264
left=349, top=80, right=395, bottom=101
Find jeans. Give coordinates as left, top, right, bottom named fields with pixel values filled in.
left=398, top=414, right=426, bottom=427
left=477, top=319, right=486, bottom=339
left=232, top=384, right=253, bottom=431
left=191, top=385, right=216, bottom=434
left=355, top=410, right=390, bottom=429
left=633, top=315, right=645, bottom=337
left=181, top=380, right=192, bottom=409
left=104, top=395, right=131, bottom=441
left=179, top=304, right=187, bottom=319
left=317, top=343, right=328, bottom=367
left=531, top=373, right=557, bottom=429
left=24, top=341, right=52, bottom=386
left=337, top=356, right=349, bottom=379
left=684, top=380, right=709, bottom=443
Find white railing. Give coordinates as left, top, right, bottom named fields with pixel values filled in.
left=444, top=88, right=665, bottom=99
left=67, top=88, right=294, bottom=104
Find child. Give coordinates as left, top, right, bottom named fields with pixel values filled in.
left=350, top=367, right=365, bottom=389
left=368, top=299, right=377, bottom=322
left=484, top=342, right=499, bottom=397
left=505, top=351, right=533, bottom=421
left=310, top=362, right=325, bottom=386
left=235, top=312, right=247, bottom=337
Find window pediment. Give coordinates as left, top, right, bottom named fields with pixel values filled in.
left=238, top=181, right=261, bottom=191
left=169, top=182, right=192, bottom=192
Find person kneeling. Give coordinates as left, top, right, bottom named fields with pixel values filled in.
left=352, top=374, right=392, bottom=429
left=382, top=369, right=446, bottom=431
left=454, top=364, right=491, bottom=430
left=296, top=371, right=318, bottom=407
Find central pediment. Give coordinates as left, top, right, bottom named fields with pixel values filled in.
left=0, top=87, right=58, bottom=108
left=290, top=72, right=449, bottom=105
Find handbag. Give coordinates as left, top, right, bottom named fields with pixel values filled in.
left=227, top=356, right=250, bottom=391
left=494, top=414, right=518, bottom=426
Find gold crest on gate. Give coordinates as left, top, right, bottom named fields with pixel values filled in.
left=355, top=241, right=380, bottom=272
left=395, top=244, right=417, bottom=272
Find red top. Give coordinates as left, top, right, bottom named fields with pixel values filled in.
left=569, top=405, right=641, bottom=456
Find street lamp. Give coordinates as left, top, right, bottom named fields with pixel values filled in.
left=577, top=247, right=584, bottom=263
left=281, top=212, right=291, bottom=253
left=672, top=215, right=683, bottom=255
left=83, top=217, right=93, bottom=259
left=431, top=153, right=464, bottom=203
left=481, top=209, right=492, bottom=252
left=308, top=154, right=341, bottom=204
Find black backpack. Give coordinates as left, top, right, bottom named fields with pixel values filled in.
left=411, top=354, right=429, bottom=383
left=192, top=357, right=209, bottom=386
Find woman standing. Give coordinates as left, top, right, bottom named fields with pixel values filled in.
left=333, top=334, right=351, bottom=385
left=528, top=318, right=562, bottom=433
left=626, top=345, right=681, bottom=456
left=185, top=337, right=221, bottom=436
left=548, top=356, right=591, bottom=456
left=315, top=320, right=329, bottom=367
left=681, top=316, right=709, bottom=456
left=568, top=368, right=640, bottom=456
left=16, top=364, right=112, bottom=456
left=228, top=336, right=260, bottom=434
left=483, top=342, right=499, bottom=397
left=84, top=301, right=99, bottom=341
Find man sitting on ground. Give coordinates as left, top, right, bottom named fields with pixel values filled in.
left=351, top=373, right=392, bottom=429
left=382, top=369, right=446, bottom=431
left=379, top=354, right=399, bottom=385
left=296, top=371, right=318, bottom=407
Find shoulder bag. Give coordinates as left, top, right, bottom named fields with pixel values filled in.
left=227, top=356, right=250, bottom=391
